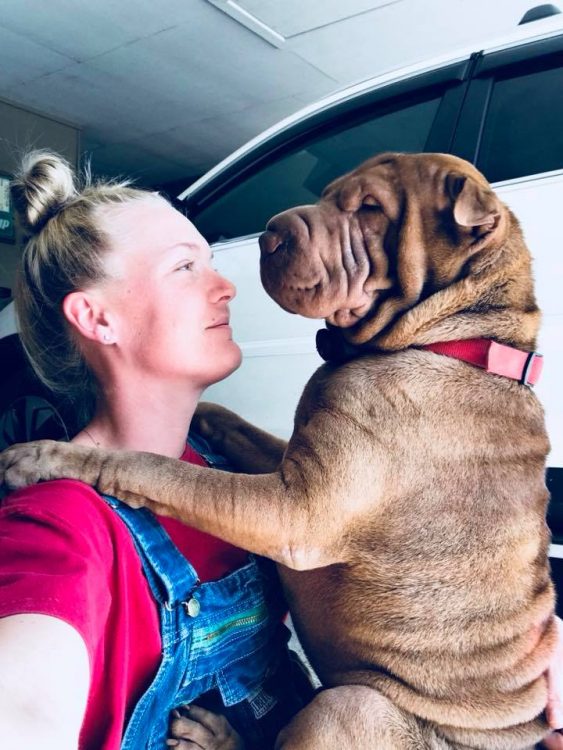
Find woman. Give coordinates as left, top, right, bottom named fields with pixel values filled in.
left=0, top=151, right=310, bottom=749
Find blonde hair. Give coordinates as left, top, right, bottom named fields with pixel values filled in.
left=11, top=150, right=158, bottom=426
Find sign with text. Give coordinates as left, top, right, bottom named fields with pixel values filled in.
left=0, top=174, right=15, bottom=242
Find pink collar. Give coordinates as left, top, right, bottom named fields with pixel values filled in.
left=421, top=338, right=543, bottom=387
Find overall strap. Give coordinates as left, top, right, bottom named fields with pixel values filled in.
left=103, top=495, right=199, bottom=607
left=104, top=433, right=231, bottom=607
left=187, top=432, right=231, bottom=470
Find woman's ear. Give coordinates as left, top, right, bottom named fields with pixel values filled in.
left=62, top=291, right=114, bottom=344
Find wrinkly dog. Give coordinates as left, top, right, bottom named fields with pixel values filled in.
left=0, top=153, right=555, bottom=749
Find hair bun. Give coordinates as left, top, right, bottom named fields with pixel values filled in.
left=11, top=150, right=77, bottom=233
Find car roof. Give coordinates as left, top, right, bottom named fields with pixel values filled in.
left=178, top=14, right=563, bottom=202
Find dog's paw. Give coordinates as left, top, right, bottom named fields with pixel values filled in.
left=0, top=440, right=108, bottom=491
left=169, top=705, right=245, bottom=750
left=192, top=402, right=237, bottom=444
left=0, top=441, right=60, bottom=489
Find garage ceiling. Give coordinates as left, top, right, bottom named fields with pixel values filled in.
left=0, top=0, right=558, bottom=189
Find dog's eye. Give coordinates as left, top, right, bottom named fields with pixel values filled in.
left=362, top=196, right=381, bottom=211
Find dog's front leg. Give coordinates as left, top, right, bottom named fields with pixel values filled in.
left=0, top=439, right=342, bottom=568
left=0, top=369, right=389, bottom=570
left=0, top=402, right=384, bottom=570
left=97, top=448, right=350, bottom=570
left=113, top=404, right=385, bottom=568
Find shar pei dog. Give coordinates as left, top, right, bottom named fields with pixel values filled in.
left=0, top=153, right=556, bottom=749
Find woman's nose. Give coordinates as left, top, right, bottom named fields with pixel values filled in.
left=211, top=268, right=236, bottom=302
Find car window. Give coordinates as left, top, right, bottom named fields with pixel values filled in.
left=190, top=93, right=442, bottom=242
left=477, top=64, right=563, bottom=183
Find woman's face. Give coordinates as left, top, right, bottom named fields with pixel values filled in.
left=98, top=197, right=242, bottom=388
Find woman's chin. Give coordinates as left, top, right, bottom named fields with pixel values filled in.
left=210, top=343, right=243, bottom=384
left=229, top=343, right=243, bottom=373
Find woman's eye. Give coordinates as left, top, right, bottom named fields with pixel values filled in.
left=177, top=261, right=194, bottom=271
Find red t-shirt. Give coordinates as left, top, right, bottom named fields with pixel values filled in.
left=0, top=444, right=248, bottom=749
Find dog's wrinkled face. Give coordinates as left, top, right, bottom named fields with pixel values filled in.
left=259, top=152, right=504, bottom=339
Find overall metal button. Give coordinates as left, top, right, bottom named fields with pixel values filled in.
left=184, top=597, right=200, bottom=618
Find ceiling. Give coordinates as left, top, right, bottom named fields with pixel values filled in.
left=0, top=0, right=557, bottom=189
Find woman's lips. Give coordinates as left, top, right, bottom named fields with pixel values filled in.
left=207, top=321, right=232, bottom=334
left=207, top=315, right=230, bottom=329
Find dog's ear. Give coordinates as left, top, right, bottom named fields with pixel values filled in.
left=447, top=173, right=500, bottom=231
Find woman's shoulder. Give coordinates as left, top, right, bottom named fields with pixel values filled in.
left=0, top=479, right=140, bottom=656
left=0, top=479, right=123, bottom=554
left=3, top=478, right=108, bottom=515
left=4, top=477, right=101, bottom=504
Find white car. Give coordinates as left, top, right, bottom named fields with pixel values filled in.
left=1, top=8, right=563, bottom=577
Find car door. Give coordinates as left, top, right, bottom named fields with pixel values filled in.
left=451, top=33, right=563, bottom=574
left=186, top=59, right=471, bottom=438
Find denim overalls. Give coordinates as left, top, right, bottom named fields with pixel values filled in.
left=104, top=434, right=312, bottom=750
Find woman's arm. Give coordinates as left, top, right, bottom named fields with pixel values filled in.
left=0, top=613, right=90, bottom=748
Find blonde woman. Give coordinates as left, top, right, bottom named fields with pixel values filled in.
left=0, top=152, right=311, bottom=750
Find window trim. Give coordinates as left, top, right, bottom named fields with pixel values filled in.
left=475, top=34, right=563, bottom=77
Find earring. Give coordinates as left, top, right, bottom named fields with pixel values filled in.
left=103, top=333, right=111, bottom=343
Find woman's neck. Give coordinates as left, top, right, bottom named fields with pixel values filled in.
left=73, top=376, right=204, bottom=458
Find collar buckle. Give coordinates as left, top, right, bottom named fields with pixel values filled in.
left=520, top=351, right=542, bottom=387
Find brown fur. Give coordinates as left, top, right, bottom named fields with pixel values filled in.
left=0, top=153, right=555, bottom=749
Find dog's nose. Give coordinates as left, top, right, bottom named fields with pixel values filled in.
left=259, top=230, right=285, bottom=256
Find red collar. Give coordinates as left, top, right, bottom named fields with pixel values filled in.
left=421, top=338, right=543, bottom=387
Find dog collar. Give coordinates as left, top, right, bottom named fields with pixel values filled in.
left=316, top=329, right=360, bottom=363
left=316, top=330, right=542, bottom=387
left=420, top=339, right=543, bottom=387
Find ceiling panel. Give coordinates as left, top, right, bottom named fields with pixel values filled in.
left=126, top=132, right=218, bottom=174
left=87, top=37, right=263, bottom=123
left=86, top=141, right=193, bottom=186
left=5, top=65, right=156, bottom=137
left=132, top=94, right=306, bottom=171
left=0, top=0, right=210, bottom=62
left=220, top=95, right=306, bottom=138
left=0, top=25, right=74, bottom=87
left=106, top=19, right=336, bottom=104
left=239, top=0, right=404, bottom=37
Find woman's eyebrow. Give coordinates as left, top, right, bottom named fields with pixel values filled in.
left=166, top=242, right=213, bottom=260
left=165, top=242, right=200, bottom=254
